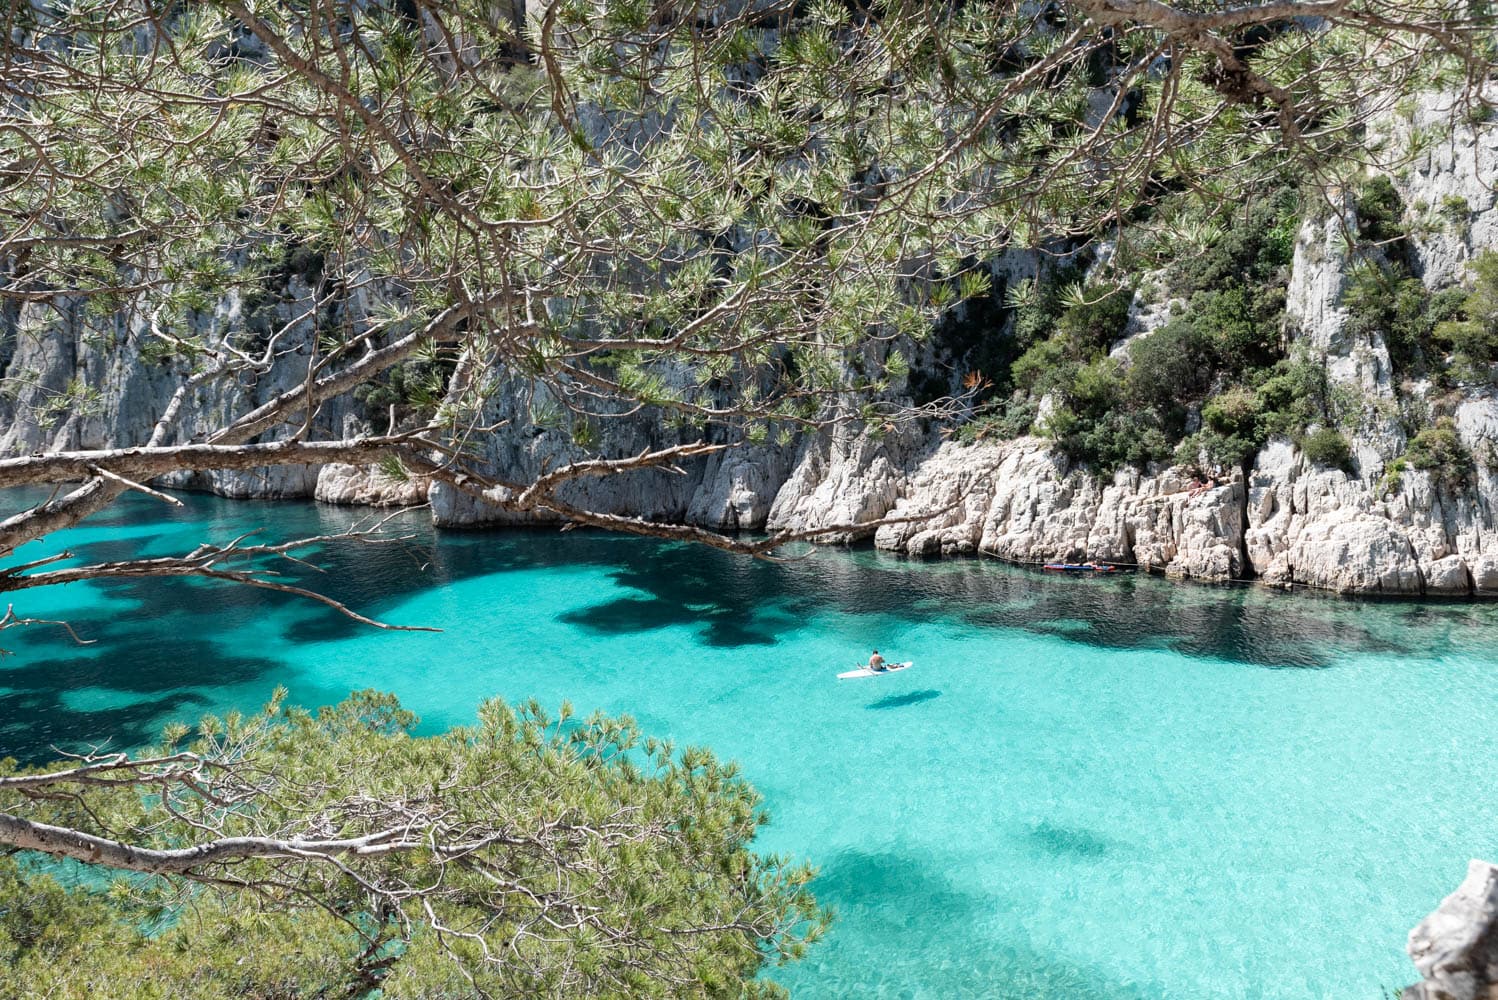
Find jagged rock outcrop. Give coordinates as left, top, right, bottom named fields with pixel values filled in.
left=865, top=427, right=1498, bottom=595
left=314, top=463, right=430, bottom=508
left=871, top=439, right=1243, bottom=578
left=0, top=275, right=358, bottom=498
left=1402, top=860, right=1498, bottom=1000
left=763, top=423, right=921, bottom=542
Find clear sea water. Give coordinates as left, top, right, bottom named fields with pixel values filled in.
left=3, top=491, right=1497, bottom=999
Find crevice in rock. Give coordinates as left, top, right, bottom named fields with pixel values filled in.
left=1235, top=457, right=1256, bottom=581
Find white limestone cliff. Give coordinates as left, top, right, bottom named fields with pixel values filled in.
left=5, top=92, right=1498, bottom=597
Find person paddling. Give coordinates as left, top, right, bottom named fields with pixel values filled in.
left=867, top=650, right=887, bottom=672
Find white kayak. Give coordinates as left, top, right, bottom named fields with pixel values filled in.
left=837, top=661, right=913, bottom=680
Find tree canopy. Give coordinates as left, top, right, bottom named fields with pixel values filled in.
left=0, top=690, right=825, bottom=998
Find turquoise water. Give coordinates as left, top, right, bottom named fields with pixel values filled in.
left=3, top=492, right=1498, bottom=998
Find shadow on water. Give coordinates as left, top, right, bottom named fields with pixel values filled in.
left=0, top=638, right=286, bottom=762
left=805, top=849, right=1157, bottom=999
left=910, top=558, right=1411, bottom=669
left=4, top=488, right=1495, bottom=763
left=55, top=492, right=1455, bottom=671
left=866, top=688, right=941, bottom=710
left=0, top=690, right=211, bottom=763
left=1021, top=820, right=1117, bottom=860
left=558, top=544, right=820, bottom=647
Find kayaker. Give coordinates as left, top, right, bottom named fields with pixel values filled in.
left=867, top=650, right=887, bottom=672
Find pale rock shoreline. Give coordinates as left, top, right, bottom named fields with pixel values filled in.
left=1402, top=860, right=1498, bottom=1000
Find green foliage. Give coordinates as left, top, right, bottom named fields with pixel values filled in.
left=1440, top=194, right=1472, bottom=222
left=1042, top=356, right=1176, bottom=473
left=957, top=394, right=1037, bottom=443
left=1011, top=336, right=1075, bottom=396
left=1174, top=428, right=1258, bottom=472
left=0, top=376, right=110, bottom=432
left=0, top=867, right=365, bottom=999
left=1012, top=185, right=1310, bottom=474
left=1338, top=177, right=1487, bottom=383
left=0, top=692, right=826, bottom=999
left=1377, top=455, right=1408, bottom=497
left=1253, top=358, right=1328, bottom=437
left=1168, top=187, right=1300, bottom=294
left=352, top=353, right=457, bottom=427
left=1434, top=250, right=1498, bottom=378
left=1343, top=263, right=1433, bottom=371
left=1126, top=318, right=1218, bottom=410
left=1299, top=427, right=1354, bottom=471
left=1201, top=384, right=1263, bottom=439
left=1405, top=418, right=1473, bottom=490
left=1355, top=175, right=1405, bottom=244
left=1009, top=275, right=1071, bottom=350
left=1053, top=282, right=1135, bottom=358
left=1345, top=247, right=1493, bottom=381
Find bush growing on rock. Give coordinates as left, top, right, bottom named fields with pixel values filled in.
left=1054, top=282, right=1135, bottom=357
left=1355, top=175, right=1406, bottom=245
left=1174, top=428, right=1258, bottom=473
left=1406, top=419, right=1473, bottom=491
left=1169, top=187, right=1299, bottom=294
left=1343, top=262, right=1464, bottom=374
left=1300, top=427, right=1354, bottom=471
left=1435, top=251, right=1498, bottom=378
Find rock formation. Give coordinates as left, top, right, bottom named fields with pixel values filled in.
left=4, top=93, right=1497, bottom=596
left=1402, top=860, right=1498, bottom=1000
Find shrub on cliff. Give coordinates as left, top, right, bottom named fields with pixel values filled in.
left=1406, top=419, right=1474, bottom=491
left=1435, top=251, right=1498, bottom=378
left=1355, top=176, right=1407, bottom=245
left=1299, top=427, right=1354, bottom=472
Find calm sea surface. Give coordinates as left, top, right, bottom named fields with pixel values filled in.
left=3, top=491, right=1496, bottom=998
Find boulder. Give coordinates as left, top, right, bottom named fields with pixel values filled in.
left=1402, top=860, right=1498, bottom=1000
left=314, top=463, right=429, bottom=507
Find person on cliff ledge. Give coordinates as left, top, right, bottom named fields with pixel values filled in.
left=867, top=650, right=887, bottom=672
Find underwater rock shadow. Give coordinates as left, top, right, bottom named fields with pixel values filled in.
left=0, top=688, right=213, bottom=764
left=0, top=637, right=289, bottom=763
left=942, top=570, right=1422, bottom=669
left=866, top=688, right=941, bottom=710
left=1021, top=820, right=1118, bottom=860
left=804, top=848, right=1159, bottom=1000
left=557, top=596, right=790, bottom=648
left=2, top=637, right=282, bottom=694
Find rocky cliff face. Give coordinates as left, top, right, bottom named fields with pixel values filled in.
left=0, top=274, right=366, bottom=498
left=5, top=94, right=1497, bottom=597
left=426, top=93, right=1498, bottom=599
left=808, top=92, right=1498, bottom=597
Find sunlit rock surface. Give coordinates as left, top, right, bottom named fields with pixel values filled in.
left=4, top=93, right=1498, bottom=595
left=1402, top=860, right=1498, bottom=1000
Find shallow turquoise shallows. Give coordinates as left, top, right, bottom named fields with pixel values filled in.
left=4, top=492, right=1497, bottom=999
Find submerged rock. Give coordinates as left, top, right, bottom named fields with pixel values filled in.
left=1402, top=860, right=1498, bottom=1000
